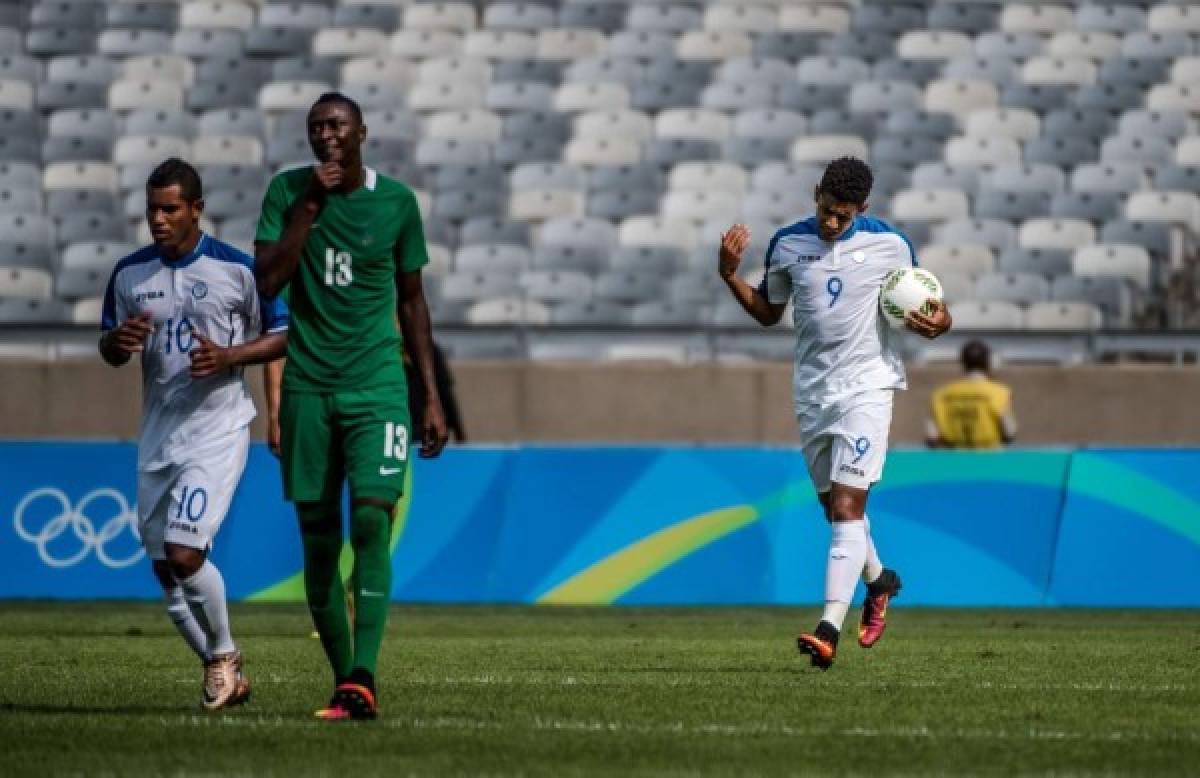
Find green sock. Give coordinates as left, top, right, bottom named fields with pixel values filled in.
left=349, top=501, right=394, bottom=675
left=298, top=503, right=353, bottom=681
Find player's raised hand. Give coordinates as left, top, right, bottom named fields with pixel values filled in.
left=309, top=161, right=343, bottom=194
left=189, top=332, right=233, bottom=377
left=110, top=311, right=154, bottom=355
left=719, top=224, right=751, bottom=281
left=906, top=299, right=953, bottom=339
left=419, top=400, right=449, bottom=459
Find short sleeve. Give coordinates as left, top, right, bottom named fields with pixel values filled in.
left=254, top=173, right=293, bottom=244
left=759, top=235, right=792, bottom=305
left=259, top=290, right=289, bottom=334
left=100, top=266, right=125, bottom=331
left=396, top=189, right=430, bottom=274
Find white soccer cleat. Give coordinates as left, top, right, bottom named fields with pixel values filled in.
left=202, top=650, right=249, bottom=710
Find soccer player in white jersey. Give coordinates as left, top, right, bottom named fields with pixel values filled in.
left=100, top=158, right=289, bottom=707
left=718, top=157, right=951, bottom=669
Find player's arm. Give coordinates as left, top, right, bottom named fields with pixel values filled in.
left=718, top=224, right=787, bottom=327
left=396, top=269, right=449, bottom=458
left=189, top=330, right=288, bottom=378
left=264, top=357, right=284, bottom=457
left=253, top=164, right=341, bottom=297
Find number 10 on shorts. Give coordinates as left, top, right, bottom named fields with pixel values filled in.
left=383, top=421, right=408, bottom=462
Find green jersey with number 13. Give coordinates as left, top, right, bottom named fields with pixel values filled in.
left=255, top=166, right=428, bottom=393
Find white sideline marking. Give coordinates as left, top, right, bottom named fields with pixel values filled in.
left=164, top=714, right=1200, bottom=744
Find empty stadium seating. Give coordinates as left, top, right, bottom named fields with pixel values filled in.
left=0, top=0, right=1195, bottom=353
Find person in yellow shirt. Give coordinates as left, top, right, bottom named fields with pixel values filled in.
left=926, top=340, right=1016, bottom=449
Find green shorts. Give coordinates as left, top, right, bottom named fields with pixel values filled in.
left=279, top=386, right=412, bottom=504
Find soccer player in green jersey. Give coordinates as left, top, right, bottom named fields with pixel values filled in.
left=253, top=92, right=448, bottom=720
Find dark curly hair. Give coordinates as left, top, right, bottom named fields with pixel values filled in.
left=817, top=157, right=873, bottom=206
left=146, top=157, right=202, bottom=202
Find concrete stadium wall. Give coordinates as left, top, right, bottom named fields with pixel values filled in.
left=3, top=360, right=1200, bottom=445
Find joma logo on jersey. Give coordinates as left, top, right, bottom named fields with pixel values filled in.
left=838, top=464, right=866, bottom=477
left=796, top=254, right=823, bottom=263
left=134, top=290, right=165, bottom=302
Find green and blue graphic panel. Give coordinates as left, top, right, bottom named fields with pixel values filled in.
left=0, top=444, right=1196, bottom=606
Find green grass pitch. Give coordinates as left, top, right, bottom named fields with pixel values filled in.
left=1, top=603, right=1197, bottom=776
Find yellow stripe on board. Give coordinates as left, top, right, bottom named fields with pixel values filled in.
left=538, top=505, right=759, bottom=605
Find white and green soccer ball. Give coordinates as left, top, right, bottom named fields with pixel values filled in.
left=879, top=267, right=944, bottom=330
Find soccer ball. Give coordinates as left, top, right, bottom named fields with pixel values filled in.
left=879, top=267, right=943, bottom=329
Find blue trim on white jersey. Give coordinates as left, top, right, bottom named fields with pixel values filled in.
left=101, top=243, right=161, bottom=331
left=100, top=234, right=289, bottom=334
left=843, top=216, right=919, bottom=267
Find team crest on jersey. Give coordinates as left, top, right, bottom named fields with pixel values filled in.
left=191, top=281, right=208, bottom=300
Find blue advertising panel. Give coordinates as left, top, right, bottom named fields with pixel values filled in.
left=1, top=443, right=1196, bottom=606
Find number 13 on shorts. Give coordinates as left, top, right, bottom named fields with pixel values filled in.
left=383, top=421, right=408, bottom=462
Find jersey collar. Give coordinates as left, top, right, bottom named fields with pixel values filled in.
left=834, top=217, right=862, bottom=243
left=159, top=232, right=209, bottom=268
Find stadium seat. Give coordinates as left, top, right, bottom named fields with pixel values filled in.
left=332, top=5, right=401, bottom=31
left=662, top=190, right=742, bottom=225
left=97, top=30, right=171, bottom=58
left=936, top=218, right=1017, bottom=254
left=0, top=266, right=54, bottom=300
left=466, top=297, right=550, bottom=326
left=890, top=189, right=970, bottom=224
left=779, top=4, right=851, bottom=34
left=1047, top=31, right=1120, bottom=61
left=437, top=271, right=521, bottom=302
left=996, top=247, right=1073, bottom=278
left=313, top=29, right=388, bottom=60
left=1024, top=137, right=1101, bottom=168
left=703, top=4, right=776, bottom=34
left=619, top=215, right=698, bottom=252
left=586, top=189, right=659, bottom=221
left=983, top=164, right=1067, bottom=195
left=920, top=243, right=996, bottom=277
left=0, top=241, right=52, bottom=271
left=1071, top=163, right=1145, bottom=194
left=1101, top=136, right=1174, bottom=167
left=965, top=108, right=1039, bottom=142
left=1123, top=31, right=1193, bottom=60
left=1125, top=191, right=1200, bottom=232
left=43, top=162, right=116, bottom=193
left=974, top=272, right=1051, bottom=305
left=509, top=190, right=584, bottom=222
left=1051, top=274, right=1135, bottom=327
left=675, top=31, right=753, bottom=62
left=465, top=30, right=538, bottom=61
left=1001, top=4, right=1074, bottom=35
left=609, top=31, right=675, bottom=62
left=180, top=1, right=255, bottom=31
left=849, top=80, right=922, bottom=114
left=404, top=3, right=478, bottom=34
left=61, top=241, right=131, bottom=272
left=975, top=190, right=1051, bottom=223
left=1022, top=56, right=1097, bottom=86
left=258, top=82, right=334, bottom=114
left=564, top=137, right=641, bottom=167
left=172, top=28, right=244, bottom=59
left=944, top=136, right=1021, bottom=167
left=1101, top=219, right=1172, bottom=262
left=1001, top=83, right=1073, bottom=113
left=0, top=81, right=34, bottom=113
left=123, top=109, right=193, bottom=140
left=114, top=135, right=190, bottom=165
left=1050, top=191, right=1125, bottom=225
left=574, top=110, right=653, bottom=143
left=1019, top=219, right=1097, bottom=252
left=791, top=135, right=869, bottom=166
left=520, top=269, right=592, bottom=302
left=486, top=82, right=554, bottom=113
left=1155, top=164, right=1200, bottom=191
left=540, top=216, right=617, bottom=250
left=974, top=31, right=1043, bottom=60
left=593, top=270, right=664, bottom=304
left=459, top=216, right=530, bottom=248
left=629, top=301, right=703, bottom=327
left=948, top=300, right=1025, bottom=330
left=1025, top=301, right=1104, bottom=332
left=549, top=300, right=629, bottom=326
left=1073, top=244, right=1153, bottom=290
left=454, top=244, right=530, bottom=273
left=26, top=28, right=94, bottom=58
left=896, top=30, right=973, bottom=61
left=530, top=244, right=605, bottom=273
left=537, top=29, right=606, bottom=63
left=42, top=135, right=112, bottom=163
left=924, top=79, right=999, bottom=119
left=0, top=297, right=68, bottom=324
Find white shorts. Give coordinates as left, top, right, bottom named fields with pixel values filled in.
left=796, top=390, right=893, bottom=494
left=136, top=426, right=249, bottom=560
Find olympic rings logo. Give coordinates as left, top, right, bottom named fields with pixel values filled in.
left=13, top=487, right=144, bottom=569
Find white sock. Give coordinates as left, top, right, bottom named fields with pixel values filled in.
left=180, top=560, right=236, bottom=657
left=164, top=585, right=211, bottom=662
left=821, top=520, right=867, bottom=631
left=862, top=515, right=884, bottom=584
